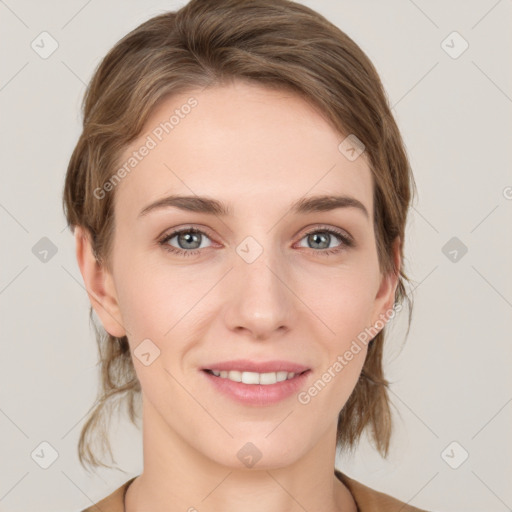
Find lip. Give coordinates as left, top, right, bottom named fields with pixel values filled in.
left=201, top=366, right=312, bottom=406
left=201, top=359, right=310, bottom=373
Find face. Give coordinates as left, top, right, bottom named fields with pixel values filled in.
left=77, top=80, right=399, bottom=469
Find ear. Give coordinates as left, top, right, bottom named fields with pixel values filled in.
left=74, top=226, right=126, bottom=338
left=371, top=236, right=401, bottom=328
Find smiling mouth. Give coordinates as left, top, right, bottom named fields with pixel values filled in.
left=203, top=369, right=310, bottom=385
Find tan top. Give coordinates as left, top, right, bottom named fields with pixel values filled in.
left=81, top=469, right=430, bottom=511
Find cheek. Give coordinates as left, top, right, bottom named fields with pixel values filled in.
left=113, top=258, right=213, bottom=372
left=302, top=264, right=379, bottom=336
left=115, top=278, right=162, bottom=337
left=113, top=251, right=181, bottom=326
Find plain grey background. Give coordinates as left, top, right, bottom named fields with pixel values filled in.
left=1, top=0, right=511, bottom=511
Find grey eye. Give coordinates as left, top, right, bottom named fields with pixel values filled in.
left=298, top=230, right=343, bottom=250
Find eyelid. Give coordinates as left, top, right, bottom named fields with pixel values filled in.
left=158, top=224, right=218, bottom=242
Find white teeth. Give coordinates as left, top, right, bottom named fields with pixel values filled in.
left=229, top=370, right=242, bottom=382
left=242, top=371, right=260, bottom=384
left=209, top=370, right=297, bottom=385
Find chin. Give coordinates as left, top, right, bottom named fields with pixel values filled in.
left=201, top=435, right=307, bottom=471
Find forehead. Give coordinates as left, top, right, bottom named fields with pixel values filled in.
left=112, top=81, right=373, bottom=220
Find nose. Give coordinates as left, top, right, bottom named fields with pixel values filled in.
left=222, top=246, right=297, bottom=341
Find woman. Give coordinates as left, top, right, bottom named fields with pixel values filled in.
left=63, top=0, right=429, bottom=510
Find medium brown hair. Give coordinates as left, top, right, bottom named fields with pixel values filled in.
left=63, top=0, right=416, bottom=472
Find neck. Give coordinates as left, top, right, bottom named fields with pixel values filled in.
left=124, top=393, right=357, bottom=512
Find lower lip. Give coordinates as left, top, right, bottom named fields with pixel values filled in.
left=201, top=369, right=311, bottom=406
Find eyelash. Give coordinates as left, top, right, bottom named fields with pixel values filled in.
left=158, top=226, right=354, bottom=258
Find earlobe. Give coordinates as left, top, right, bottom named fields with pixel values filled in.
left=74, top=226, right=127, bottom=338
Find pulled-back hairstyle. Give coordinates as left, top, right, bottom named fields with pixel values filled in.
left=62, top=0, right=416, bottom=472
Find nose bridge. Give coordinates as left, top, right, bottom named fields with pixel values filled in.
left=224, top=235, right=295, bottom=338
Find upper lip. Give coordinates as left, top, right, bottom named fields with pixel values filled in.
left=202, top=359, right=310, bottom=374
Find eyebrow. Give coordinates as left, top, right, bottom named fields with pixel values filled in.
left=138, top=194, right=369, bottom=220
